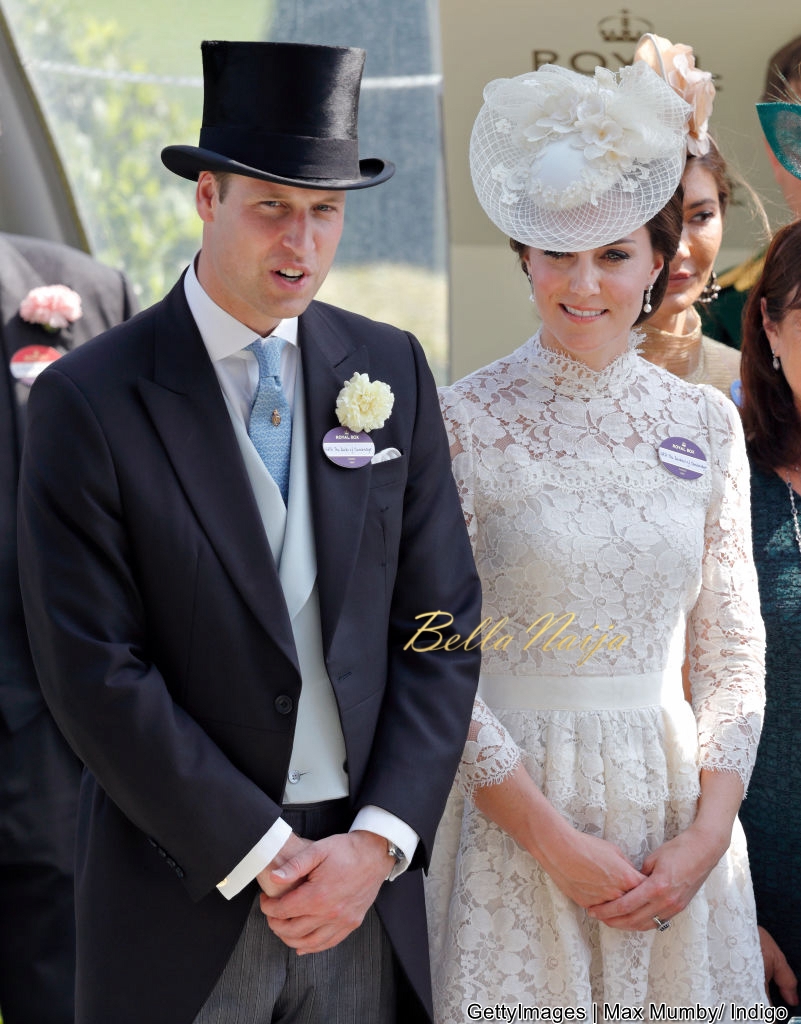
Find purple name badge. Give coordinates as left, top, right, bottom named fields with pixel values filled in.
left=658, top=436, right=707, bottom=480
left=322, top=427, right=375, bottom=468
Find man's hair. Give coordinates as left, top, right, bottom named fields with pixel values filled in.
left=211, top=171, right=234, bottom=202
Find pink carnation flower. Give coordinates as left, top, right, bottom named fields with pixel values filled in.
left=19, top=285, right=83, bottom=331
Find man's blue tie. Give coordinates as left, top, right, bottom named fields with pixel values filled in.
left=247, top=337, right=292, bottom=504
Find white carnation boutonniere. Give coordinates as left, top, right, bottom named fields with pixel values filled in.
left=335, top=371, right=394, bottom=433
left=19, top=285, right=83, bottom=332
left=323, top=372, right=395, bottom=469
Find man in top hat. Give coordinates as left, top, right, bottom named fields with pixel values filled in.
left=17, top=39, right=481, bottom=1024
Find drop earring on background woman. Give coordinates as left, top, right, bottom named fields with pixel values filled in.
left=698, top=270, right=721, bottom=305
left=773, top=352, right=781, bottom=371
left=634, top=33, right=743, bottom=399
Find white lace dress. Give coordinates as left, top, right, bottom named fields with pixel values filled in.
left=427, top=332, right=766, bottom=1018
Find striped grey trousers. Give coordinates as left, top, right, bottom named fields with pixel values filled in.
left=194, top=799, right=396, bottom=1024
left=193, top=896, right=395, bottom=1024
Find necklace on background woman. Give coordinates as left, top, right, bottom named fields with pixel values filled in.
left=785, top=468, right=801, bottom=559
left=639, top=310, right=705, bottom=383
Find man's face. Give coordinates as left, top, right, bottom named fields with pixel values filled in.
left=195, top=172, right=345, bottom=334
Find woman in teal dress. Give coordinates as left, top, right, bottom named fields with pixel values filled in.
left=739, top=219, right=801, bottom=1011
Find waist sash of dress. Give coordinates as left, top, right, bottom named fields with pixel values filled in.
left=479, top=667, right=686, bottom=712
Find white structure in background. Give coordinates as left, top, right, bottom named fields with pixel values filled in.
left=0, top=7, right=86, bottom=248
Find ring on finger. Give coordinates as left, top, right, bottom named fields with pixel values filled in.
left=652, top=915, right=671, bottom=932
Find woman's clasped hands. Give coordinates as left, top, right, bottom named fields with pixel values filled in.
left=586, top=824, right=725, bottom=932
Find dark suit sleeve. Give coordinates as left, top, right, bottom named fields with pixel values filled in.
left=71, top=260, right=138, bottom=340
left=102, top=265, right=138, bottom=326
left=354, top=334, right=482, bottom=866
left=1, top=236, right=138, bottom=733
left=18, top=365, right=283, bottom=902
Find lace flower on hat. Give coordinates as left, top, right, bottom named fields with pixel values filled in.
left=478, top=62, right=689, bottom=214
left=634, top=34, right=715, bottom=156
left=469, top=60, right=690, bottom=250
left=335, top=372, right=394, bottom=433
left=19, top=285, right=83, bottom=332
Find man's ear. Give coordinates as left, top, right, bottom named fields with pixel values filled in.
left=196, top=172, right=217, bottom=224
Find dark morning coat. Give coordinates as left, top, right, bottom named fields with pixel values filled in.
left=17, top=276, right=482, bottom=1024
left=0, top=232, right=135, bottom=1020
left=0, top=232, right=136, bottom=736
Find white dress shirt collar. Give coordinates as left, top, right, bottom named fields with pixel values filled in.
left=183, top=256, right=298, bottom=359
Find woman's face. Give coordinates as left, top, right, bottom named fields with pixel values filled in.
left=763, top=297, right=801, bottom=408
left=524, top=227, right=663, bottom=370
left=655, top=161, right=724, bottom=327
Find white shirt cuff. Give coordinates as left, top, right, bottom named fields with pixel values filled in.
left=350, top=805, right=419, bottom=880
left=216, top=817, right=293, bottom=900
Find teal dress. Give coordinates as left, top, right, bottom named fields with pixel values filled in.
left=740, top=464, right=801, bottom=1010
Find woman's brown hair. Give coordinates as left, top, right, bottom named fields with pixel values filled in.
left=687, top=139, right=732, bottom=217
left=740, top=219, right=801, bottom=471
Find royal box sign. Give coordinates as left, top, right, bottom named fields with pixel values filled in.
left=530, top=7, right=718, bottom=85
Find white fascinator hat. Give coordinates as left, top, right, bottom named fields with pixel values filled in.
left=470, top=61, right=691, bottom=250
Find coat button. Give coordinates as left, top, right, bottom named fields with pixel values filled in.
left=274, top=695, right=294, bottom=715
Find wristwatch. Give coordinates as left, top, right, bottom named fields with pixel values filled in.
left=386, top=840, right=404, bottom=874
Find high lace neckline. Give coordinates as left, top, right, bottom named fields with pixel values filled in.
left=525, top=328, right=644, bottom=398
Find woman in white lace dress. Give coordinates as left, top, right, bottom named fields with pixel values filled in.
left=427, top=59, right=766, bottom=1018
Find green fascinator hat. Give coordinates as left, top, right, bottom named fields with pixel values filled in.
left=757, top=101, right=801, bottom=180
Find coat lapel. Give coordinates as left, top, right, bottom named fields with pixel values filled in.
left=279, top=359, right=317, bottom=622
left=300, top=303, right=372, bottom=654
left=137, top=282, right=298, bottom=669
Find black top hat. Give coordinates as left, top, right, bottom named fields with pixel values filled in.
left=161, top=41, right=394, bottom=190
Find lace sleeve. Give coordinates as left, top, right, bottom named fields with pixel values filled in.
left=455, top=696, right=523, bottom=799
left=438, top=385, right=524, bottom=797
left=687, top=391, right=765, bottom=791
left=438, top=386, right=477, bottom=546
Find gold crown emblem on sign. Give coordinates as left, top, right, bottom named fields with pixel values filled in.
left=598, top=8, right=654, bottom=43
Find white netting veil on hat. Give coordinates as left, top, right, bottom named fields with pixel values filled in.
left=470, top=62, right=690, bottom=250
